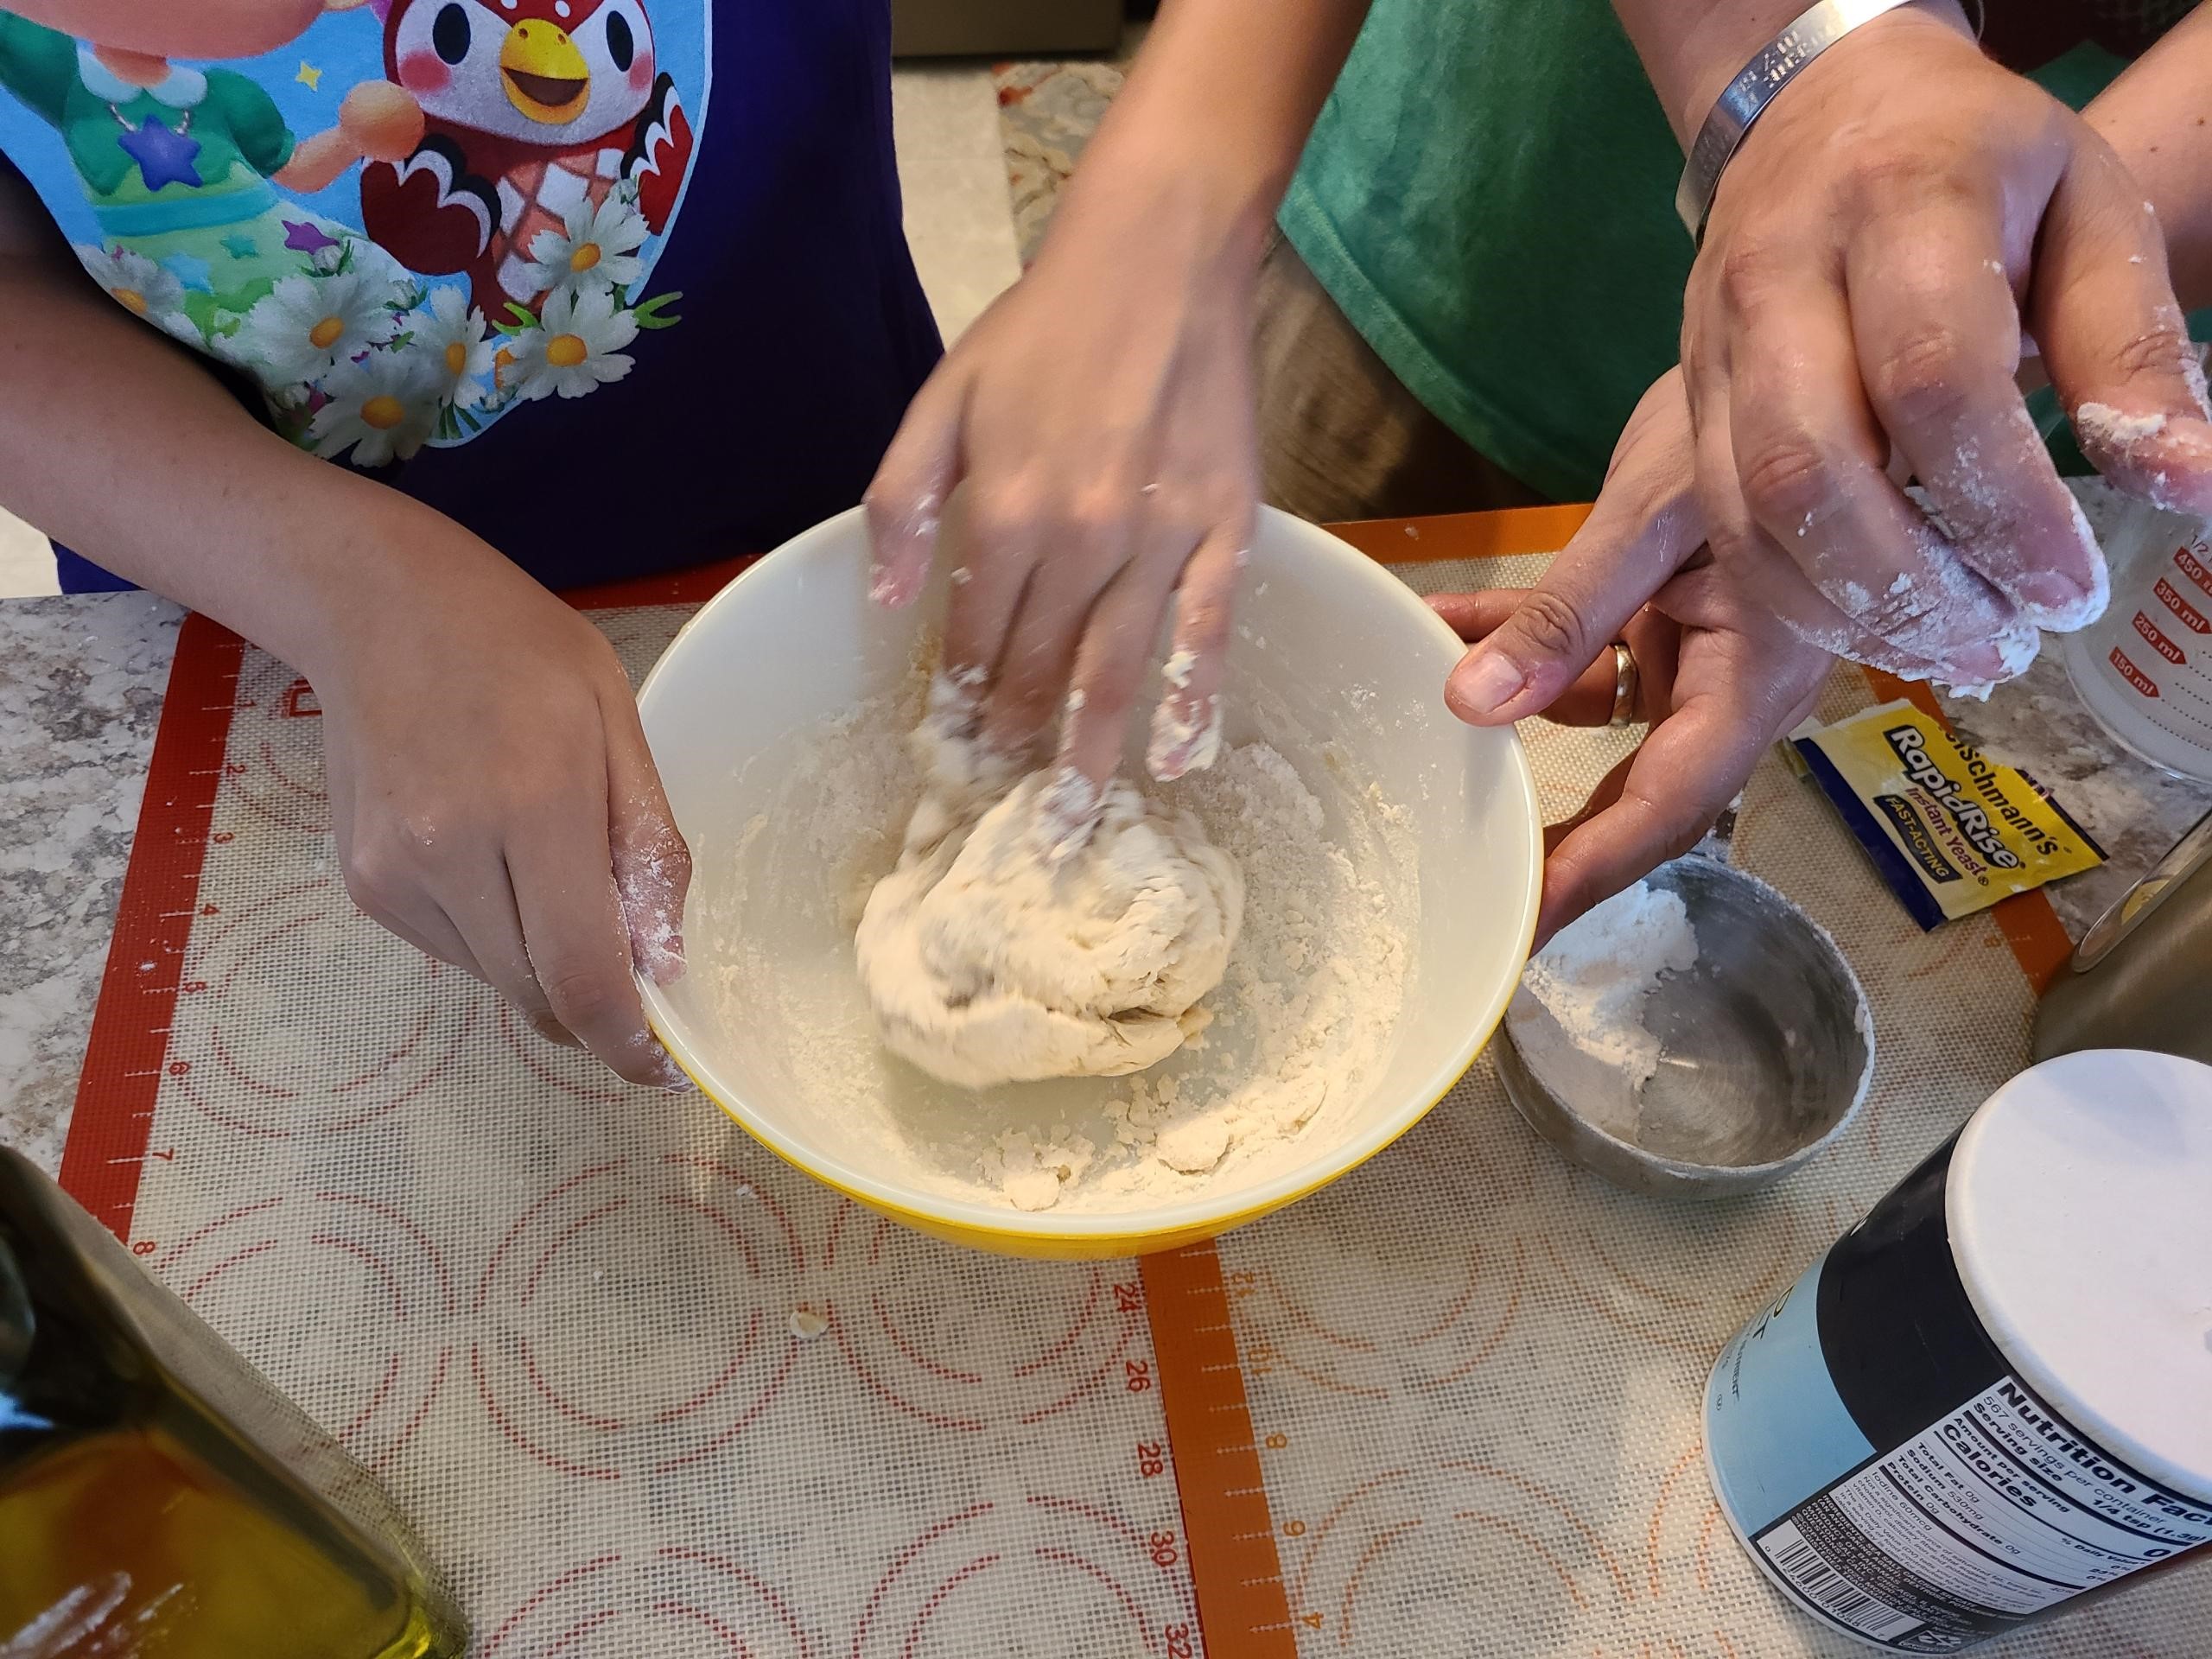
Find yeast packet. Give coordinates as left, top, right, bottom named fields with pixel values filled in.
left=1788, top=702, right=2104, bottom=930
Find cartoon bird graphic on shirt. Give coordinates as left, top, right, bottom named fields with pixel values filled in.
left=358, top=0, right=693, bottom=315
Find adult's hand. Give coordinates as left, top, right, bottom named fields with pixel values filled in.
left=1628, top=2, right=2212, bottom=692
left=312, top=565, right=691, bottom=1089
left=1439, top=370, right=1838, bottom=945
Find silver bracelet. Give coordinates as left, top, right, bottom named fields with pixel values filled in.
left=1675, top=0, right=1922, bottom=242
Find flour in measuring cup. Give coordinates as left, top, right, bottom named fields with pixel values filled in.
left=1516, top=880, right=1700, bottom=1118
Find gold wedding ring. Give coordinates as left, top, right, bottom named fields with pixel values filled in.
left=1608, top=642, right=1641, bottom=728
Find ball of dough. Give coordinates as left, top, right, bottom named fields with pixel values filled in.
left=856, top=769, right=1244, bottom=1090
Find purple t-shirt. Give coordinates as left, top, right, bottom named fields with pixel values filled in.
left=0, top=1, right=940, bottom=592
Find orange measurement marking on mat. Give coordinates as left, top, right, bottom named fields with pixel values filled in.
left=60, top=615, right=247, bottom=1237
left=1141, top=1242, right=1299, bottom=1657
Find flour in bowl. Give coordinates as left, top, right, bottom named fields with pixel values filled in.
left=696, top=666, right=1414, bottom=1216
left=1090, top=743, right=1406, bottom=1192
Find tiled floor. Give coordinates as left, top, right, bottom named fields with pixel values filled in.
left=0, top=63, right=1023, bottom=600
left=893, top=60, right=1027, bottom=343
left=0, top=508, right=54, bottom=599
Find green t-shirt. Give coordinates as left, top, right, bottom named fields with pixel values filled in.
left=1281, top=0, right=1688, bottom=503
left=1281, top=6, right=2144, bottom=501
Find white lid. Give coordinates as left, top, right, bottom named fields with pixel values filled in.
left=1948, top=1050, right=2212, bottom=1502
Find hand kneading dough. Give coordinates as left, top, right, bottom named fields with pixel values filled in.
left=856, top=760, right=1244, bottom=1090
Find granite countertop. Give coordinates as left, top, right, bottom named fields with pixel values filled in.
left=4, top=547, right=2208, bottom=1185
left=1, top=593, right=181, bottom=1178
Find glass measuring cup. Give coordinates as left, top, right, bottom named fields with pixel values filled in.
left=2062, top=497, right=2212, bottom=781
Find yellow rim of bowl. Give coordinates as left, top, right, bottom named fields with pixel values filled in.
left=633, top=505, right=1544, bottom=1248
left=647, top=970, right=1524, bottom=1252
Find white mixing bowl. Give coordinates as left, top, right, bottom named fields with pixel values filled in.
left=637, top=505, right=1541, bottom=1257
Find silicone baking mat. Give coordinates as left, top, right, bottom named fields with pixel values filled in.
left=58, top=511, right=2209, bottom=1656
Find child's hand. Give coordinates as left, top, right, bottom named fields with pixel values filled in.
left=311, top=576, right=690, bottom=1089
left=0, top=168, right=674, bottom=1087
left=865, top=156, right=1260, bottom=838
left=863, top=0, right=1374, bottom=848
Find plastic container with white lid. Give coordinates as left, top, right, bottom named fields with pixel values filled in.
left=1949, top=1050, right=2212, bottom=1505
left=1705, top=1049, right=2212, bottom=1652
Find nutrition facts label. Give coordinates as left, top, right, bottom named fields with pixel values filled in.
left=1752, top=1378, right=2212, bottom=1652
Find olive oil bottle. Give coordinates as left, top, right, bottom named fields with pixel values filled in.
left=0, top=1149, right=467, bottom=1657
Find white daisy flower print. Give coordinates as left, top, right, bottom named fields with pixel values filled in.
left=228, top=268, right=402, bottom=385
left=505, top=288, right=639, bottom=403
left=74, top=245, right=195, bottom=340
left=524, top=191, right=648, bottom=305
left=407, top=286, right=496, bottom=410
left=307, top=349, right=440, bottom=467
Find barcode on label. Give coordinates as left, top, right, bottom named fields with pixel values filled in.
left=1762, top=1522, right=1923, bottom=1643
